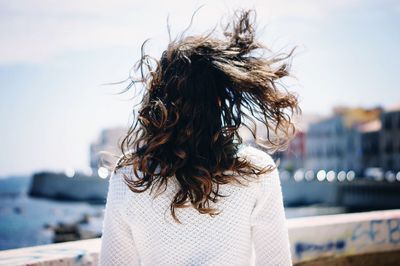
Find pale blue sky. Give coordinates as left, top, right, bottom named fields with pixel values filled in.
left=0, top=0, right=399, bottom=176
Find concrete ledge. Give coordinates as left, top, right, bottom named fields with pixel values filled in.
left=295, top=249, right=400, bottom=266
left=287, top=209, right=400, bottom=264
left=0, top=239, right=100, bottom=266
left=0, top=209, right=399, bottom=265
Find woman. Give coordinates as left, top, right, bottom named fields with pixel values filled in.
left=99, top=9, right=299, bottom=266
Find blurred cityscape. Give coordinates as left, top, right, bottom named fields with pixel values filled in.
left=90, top=104, right=400, bottom=183
left=30, top=104, right=400, bottom=213
left=277, top=105, right=400, bottom=182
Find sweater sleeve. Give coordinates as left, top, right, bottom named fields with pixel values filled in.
left=99, top=168, right=141, bottom=266
left=250, top=153, right=293, bottom=266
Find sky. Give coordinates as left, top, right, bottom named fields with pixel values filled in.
left=0, top=0, right=399, bottom=176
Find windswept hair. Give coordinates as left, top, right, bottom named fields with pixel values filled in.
left=114, top=9, right=300, bottom=224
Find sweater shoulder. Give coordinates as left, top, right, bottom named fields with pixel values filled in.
left=237, top=145, right=276, bottom=168
left=238, top=145, right=280, bottom=198
left=107, top=165, right=137, bottom=204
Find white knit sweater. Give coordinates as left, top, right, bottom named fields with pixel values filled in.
left=99, top=145, right=292, bottom=266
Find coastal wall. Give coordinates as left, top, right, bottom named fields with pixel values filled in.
left=29, top=172, right=109, bottom=202
left=0, top=209, right=399, bottom=266
left=282, top=179, right=400, bottom=209
left=28, top=170, right=400, bottom=209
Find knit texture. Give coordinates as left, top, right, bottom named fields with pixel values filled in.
left=99, top=145, right=292, bottom=266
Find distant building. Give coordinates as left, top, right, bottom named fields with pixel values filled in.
left=306, top=115, right=348, bottom=173
left=276, top=131, right=306, bottom=171
left=380, top=108, right=400, bottom=172
left=305, top=107, right=382, bottom=175
left=90, top=127, right=126, bottom=170
left=359, top=120, right=381, bottom=169
left=275, top=114, right=323, bottom=172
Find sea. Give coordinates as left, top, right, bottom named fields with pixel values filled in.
left=0, top=176, right=346, bottom=251
left=0, top=176, right=104, bottom=251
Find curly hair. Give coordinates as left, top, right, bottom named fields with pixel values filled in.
left=114, top=9, right=300, bottom=224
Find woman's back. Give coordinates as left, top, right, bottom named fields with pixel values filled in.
left=99, top=8, right=298, bottom=266
left=99, top=145, right=292, bottom=265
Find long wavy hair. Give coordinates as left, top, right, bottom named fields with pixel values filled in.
left=114, top=9, right=300, bottom=224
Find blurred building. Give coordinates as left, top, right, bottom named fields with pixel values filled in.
left=380, top=108, right=400, bottom=172
left=278, top=131, right=306, bottom=171
left=90, top=127, right=126, bottom=170
left=275, top=114, right=323, bottom=172
left=359, top=120, right=381, bottom=169
left=305, top=107, right=382, bottom=175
